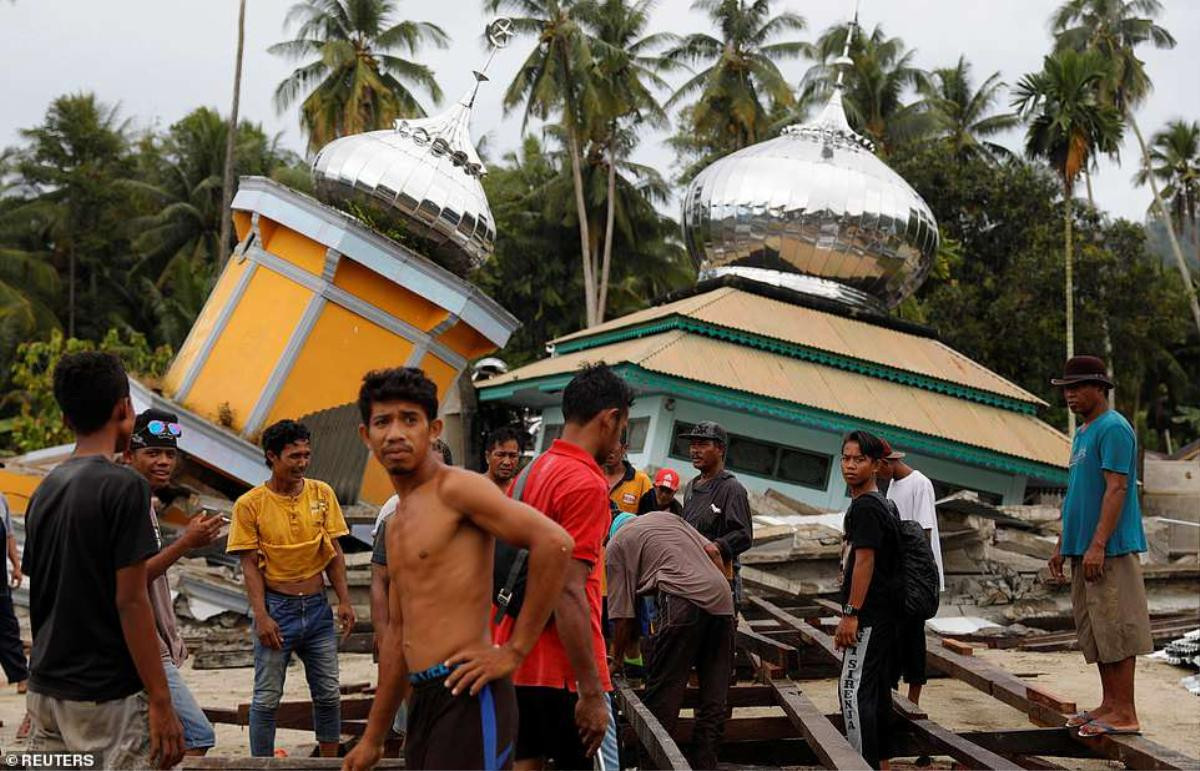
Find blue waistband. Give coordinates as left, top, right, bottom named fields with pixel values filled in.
left=408, top=663, right=457, bottom=685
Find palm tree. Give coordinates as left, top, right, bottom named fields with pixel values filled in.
left=799, top=22, right=931, bottom=156
left=0, top=247, right=60, bottom=360
left=922, top=56, right=1018, bottom=163
left=124, top=109, right=295, bottom=347
left=485, top=0, right=604, bottom=325
left=271, top=0, right=448, bottom=151
left=218, top=0, right=247, bottom=268
left=1052, top=0, right=1200, bottom=337
left=5, top=94, right=132, bottom=339
left=1014, top=49, right=1124, bottom=433
left=1136, top=120, right=1199, bottom=252
left=663, top=0, right=808, bottom=162
left=578, top=0, right=671, bottom=323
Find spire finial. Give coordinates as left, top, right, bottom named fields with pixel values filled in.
left=463, top=18, right=514, bottom=109
left=834, top=0, right=859, bottom=90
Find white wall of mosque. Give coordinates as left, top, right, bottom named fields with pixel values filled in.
left=534, top=396, right=1026, bottom=510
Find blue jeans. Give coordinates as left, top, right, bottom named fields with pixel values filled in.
left=599, top=692, right=619, bottom=771
left=163, top=660, right=216, bottom=750
left=249, top=591, right=341, bottom=756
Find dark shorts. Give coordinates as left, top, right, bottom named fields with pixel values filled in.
left=514, top=686, right=592, bottom=770
left=406, top=669, right=516, bottom=770
left=891, top=616, right=928, bottom=687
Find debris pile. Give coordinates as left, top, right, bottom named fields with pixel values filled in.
left=1148, top=628, right=1200, bottom=696
left=739, top=486, right=1200, bottom=639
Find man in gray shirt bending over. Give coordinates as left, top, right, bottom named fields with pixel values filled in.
left=607, top=511, right=734, bottom=770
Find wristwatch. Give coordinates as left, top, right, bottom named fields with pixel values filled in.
left=841, top=603, right=859, bottom=617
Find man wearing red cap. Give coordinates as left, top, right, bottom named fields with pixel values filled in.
left=637, top=468, right=684, bottom=516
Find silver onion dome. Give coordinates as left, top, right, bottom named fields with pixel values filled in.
left=311, top=93, right=494, bottom=275
left=681, top=89, right=939, bottom=311
left=310, top=20, right=517, bottom=276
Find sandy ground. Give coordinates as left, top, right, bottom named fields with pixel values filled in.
left=775, top=646, right=1200, bottom=769
left=0, top=622, right=1196, bottom=767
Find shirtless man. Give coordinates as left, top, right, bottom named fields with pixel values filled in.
left=343, top=368, right=573, bottom=771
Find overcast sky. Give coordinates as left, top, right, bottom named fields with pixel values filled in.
left=2, top=0, right=1197, bottom=223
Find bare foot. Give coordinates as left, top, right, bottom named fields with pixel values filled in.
left=1078, top=718, right=1141, bottom=737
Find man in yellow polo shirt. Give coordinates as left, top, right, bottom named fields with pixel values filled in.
left=227, top=419, right=355, bottom=758
left=604, top=435, right=652, bottom=514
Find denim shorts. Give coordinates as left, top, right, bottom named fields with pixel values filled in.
left=163, top=660, right=216, bottom=750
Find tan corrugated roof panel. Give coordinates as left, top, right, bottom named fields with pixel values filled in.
left=553, top=287, right=1042, bottom=406
left=481, top=334, right=680, bottom=388
left=551, top=289, right=734, bottom=344
left=694, top=291, right=1042, bottom=404
left=483, top=331, right=1068, bottom=470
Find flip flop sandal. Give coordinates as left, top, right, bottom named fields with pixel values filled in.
left=1065, top=711, right=1095, bottom=727
left=1078, top=720, right=1142, bottom=737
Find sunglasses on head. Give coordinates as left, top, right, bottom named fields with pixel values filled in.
left=143, top=420, right=182, bottom=438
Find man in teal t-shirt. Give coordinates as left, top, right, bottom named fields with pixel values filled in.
left=1048, top=356, right=1152, bottom=739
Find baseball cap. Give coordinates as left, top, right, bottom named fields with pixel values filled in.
left=677, top=421, right=728, bottom=445
left=879, top=438, right=905, bottom=460
left=130, top=408, right=182, bottom=450
left=654, top=468, right=680, bottom=491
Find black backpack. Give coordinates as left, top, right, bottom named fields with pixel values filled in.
left=866, top=491, right=940, bottom=621
left=491, top=456, right=542, bottom=624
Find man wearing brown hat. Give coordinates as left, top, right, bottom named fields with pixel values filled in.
left=1049, top=356, right=1152, bottom=738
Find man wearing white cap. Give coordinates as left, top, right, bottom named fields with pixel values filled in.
left=877, top=439, right=942, bottom=709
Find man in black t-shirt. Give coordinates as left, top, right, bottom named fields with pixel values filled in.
left=835, top=430, right=900, bottom=770
left=21, top=353, right=183, bottom=769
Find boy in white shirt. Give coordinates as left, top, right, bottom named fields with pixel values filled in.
left=878, top=440, right=943, bottom=708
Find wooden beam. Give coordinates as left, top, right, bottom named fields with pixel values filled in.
left=889, top=692, right=927, bottom=721
left=201, top=707, right=242, bottom=725
left=192, top=650, right=254, bottom=670
left=954, top=728, right=1091, bottom=758
left=612, top=679, right=690, bottom=770
left=234, top=698, right=375, bottom=731
left=709, top=738, right=820, bottom=768
left=736, top=619, right=799, bottom=672
left=903, top=717, right=1014, bottom=770
left=338, top=633, right=375, bottom=654
left=925, top=641, right=1199, bottom=768
left=631, top=685, right=774, bottom=710
left=768, top=679, right=866, bottom=769
left=750, top=594, right=1200, bottom=771
left=183, top=760, right=404, bottom=769
left=1067, top=733, right=1200, bottom=771
left=923, top=638, right=1073, bottom=726
left=1011, top=755, right=1069, bottom=770
left=942, top=638, right=974, bottom=656
left=881, top=726, right=1093, bottom=761
left=673, top=716, right=797, bottom=743
left=747, top=595, right=840, bottom=662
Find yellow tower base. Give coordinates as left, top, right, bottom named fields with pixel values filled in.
left=162, top=177, right=518, bottom=503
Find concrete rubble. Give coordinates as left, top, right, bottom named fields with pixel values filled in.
left=741, top=486, right=1200, bottom=647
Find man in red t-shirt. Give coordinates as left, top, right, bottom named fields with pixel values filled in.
left=495, top=364, right=632, bottom=769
